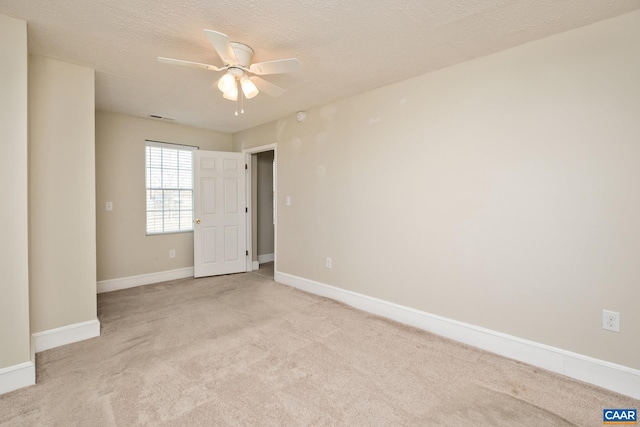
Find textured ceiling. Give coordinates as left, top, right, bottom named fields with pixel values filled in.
left=2, top=0, right=639, bottom=133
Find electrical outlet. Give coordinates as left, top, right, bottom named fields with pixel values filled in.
left=326, top=257, right=332, bottom=269
left=169, top=249, right=176, bottom=258
left=106, top=201, right=113, bottom=211
left=602, top=310, right=620, bottom=332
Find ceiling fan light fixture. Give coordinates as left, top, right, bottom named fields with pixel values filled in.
left=217, top=72, right=236, bottom=94
left=222, top=81, right=238, bottom=101
left=240, top=76, right=259, bottom=99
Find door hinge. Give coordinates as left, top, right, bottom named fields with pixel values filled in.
left=245, top=207, right=248, bottom=213
left=246, top=250, right=249, bottom=256
left=245, top=163, right=248, bottom=170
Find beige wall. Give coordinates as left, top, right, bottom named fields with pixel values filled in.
left=0, top=14, right=31, bottom=369
left=257, top=150, right=275, bottom=257
left=232, top=11, right=640, bottom=369
left=29, top=55, right=97, bottom=333
left=95, top=111, right=233, bottom=281
left=233, top=121, right=277, bottom=151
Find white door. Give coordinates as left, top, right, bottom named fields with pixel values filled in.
left=193, top=150, right=247, bottom=277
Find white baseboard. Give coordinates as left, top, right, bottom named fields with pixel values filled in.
left=258, top=253, right=274, bottom=264
left=97, top=267, right=194, bottom=293
left=275, top=271, right=640, bottom=399
left=252, top=261, right=260, bottom=271
left=32, top=319, right=101, bottom=353
left=0, top=361, right=35, bottom=395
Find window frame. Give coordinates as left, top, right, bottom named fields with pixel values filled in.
left=145, top=140, right=198, bottom=236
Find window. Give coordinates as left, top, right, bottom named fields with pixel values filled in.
left=145, top=141, right=196, bottom=234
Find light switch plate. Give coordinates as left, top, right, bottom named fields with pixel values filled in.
left=106, top=201, right=113, bottom=211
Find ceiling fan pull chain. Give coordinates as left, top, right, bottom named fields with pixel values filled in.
left=241, top=89, right=245, bottom=114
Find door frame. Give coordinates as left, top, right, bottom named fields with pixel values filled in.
left=243, top=143, right=277, bottom=272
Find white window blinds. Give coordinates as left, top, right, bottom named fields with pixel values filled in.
left=145, top=141, right=197, bottom=234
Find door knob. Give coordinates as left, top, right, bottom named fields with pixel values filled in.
left=195, top=219, right=201, bottom=224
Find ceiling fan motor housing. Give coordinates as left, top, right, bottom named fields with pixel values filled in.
left=227, top=67, right=244, bottom=78
left=229, top=42, right=254, bottom=67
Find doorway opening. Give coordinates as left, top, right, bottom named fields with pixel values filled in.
left=244, top=144, right=276, bottom=273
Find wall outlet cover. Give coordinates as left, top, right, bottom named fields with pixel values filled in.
left=602, top=310, right=620, bottom=332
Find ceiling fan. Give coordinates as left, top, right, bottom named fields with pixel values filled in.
left=158, top=30, right=301, bottom=113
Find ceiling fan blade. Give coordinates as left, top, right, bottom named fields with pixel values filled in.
left=203, top=30, right=238, bottom=65
left=250, top=76, right=286, bottom=97
left=158, top=57, right=223, bottom=71
left=249, top=58, right=302, bottom=75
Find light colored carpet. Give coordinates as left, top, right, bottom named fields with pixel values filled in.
left=1, top=264, right=637, bottom=426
